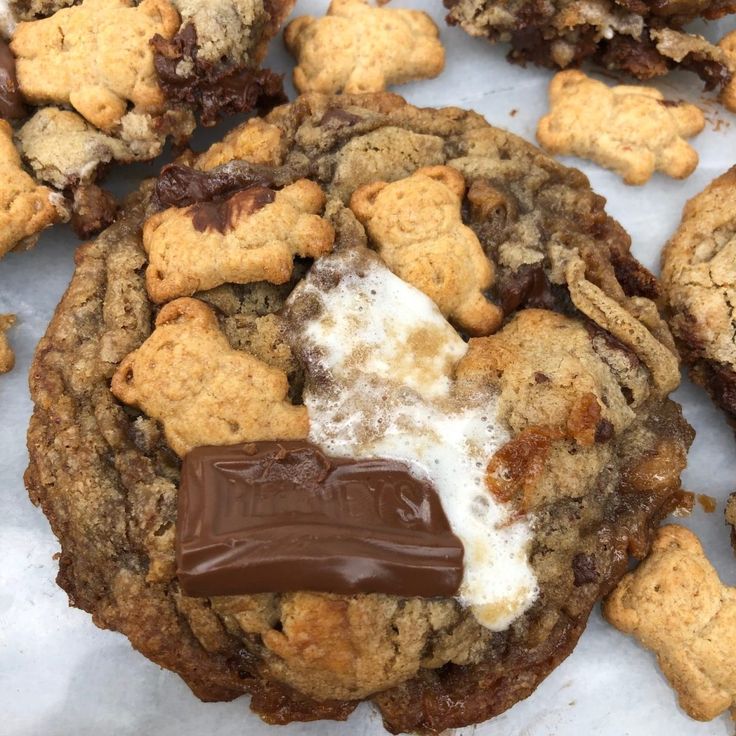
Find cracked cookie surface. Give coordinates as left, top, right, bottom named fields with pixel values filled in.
left=26, top=93, right=693, bottom=733
left=661, top=166, right=736, bottom=429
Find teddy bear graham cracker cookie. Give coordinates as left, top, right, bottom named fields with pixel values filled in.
left=537, top=70, right=705, bottom=185
left=604, top=525, right=736, bottom=721
left=0, top=118, right=64, bottom=257
left=349, top=165, right=502, bottom=336
left=284, top=0, right=444, bottom=94
left=143, top=179, right=335, bottom=303
left=110, top=297, right=309, bottom=457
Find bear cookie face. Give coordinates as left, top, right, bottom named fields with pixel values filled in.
left=27, top=94, right=694, bottom=735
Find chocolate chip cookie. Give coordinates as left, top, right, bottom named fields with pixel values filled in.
left=661, top=167, right=736, bottom=432
left=444, top=0, right=735, bottom=96
left=26, top=93, right=694, bottom=733
left=0, top=0, right=292, bottom=252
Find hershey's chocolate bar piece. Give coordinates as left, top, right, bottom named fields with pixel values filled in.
left=176, top=441, right=463, bottom=598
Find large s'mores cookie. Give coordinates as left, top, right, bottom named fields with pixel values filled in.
left=26, top=93, right=693, bottom=733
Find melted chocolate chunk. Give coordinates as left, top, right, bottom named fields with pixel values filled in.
left=680, top=53, right=733, bottom=91
left=190, top=186, right=275, bottom=233
left=154, top=160, right=305, bottom=210
left=176, top=441, right=464, bottom=598
left=0, top=39, right=26, bottom=120
left=497, top=263, right=557, bottom=315
left=594, top=419, right=614, bottom=443
left=598, top=34, right=669, bottom=80
left=571, top=553, right=598, bottom=586
left=151, top=24, right=286, bottom=126
left=70, top=184, right=118, bottom=239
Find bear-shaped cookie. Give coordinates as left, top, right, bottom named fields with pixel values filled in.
left=350, top=165, right=501, bottom=336
left=284, top=0, right=444, bottom=94
left=11, top=0, right=180, bottom=131
left=143, top=179, right=335, bottom=304
left=537, top=70, right=705, bottom=185
left=111, top=297, right=308, bottom=457
left=604, top=525, right=736, bottom=721
left=0, top=119, right=62, bottom=257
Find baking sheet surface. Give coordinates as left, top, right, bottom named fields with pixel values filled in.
left=1, top=3, right=735, bottom=734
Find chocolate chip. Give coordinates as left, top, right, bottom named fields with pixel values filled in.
left=319, top=108, right=363, bottom=127
left=176, top=441, right=464, bottom=598
left=594, top=419, right=614, bottom=443
left=497, top=264, right=557, bottom=315
left=69, top=185, right=118, bottom=239
left=572, top=553, right=598, bottom=585
left=156, top=162, right=277, bottom=209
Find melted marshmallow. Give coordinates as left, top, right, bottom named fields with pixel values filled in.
left=288, top=250, right=538, bottom=630
left=0, top=1, right=15, bottom=38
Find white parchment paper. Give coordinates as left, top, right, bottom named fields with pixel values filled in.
left=1, top=2, right=735, bottom=734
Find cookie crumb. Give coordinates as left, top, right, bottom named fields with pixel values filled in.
left=697, top=494, right=717, bottom=513
left=726, top=493, right=736, bottom=552
left=0, top=314, right=15, bottom=373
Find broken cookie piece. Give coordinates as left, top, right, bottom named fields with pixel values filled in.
left=0, top=119, right=64, bottom=257
left=350, top=165, right=502, bottom=335
left=0, top=314, right=16, bottom=373
left=110, top=297, right=309, bottom=457
left=445, top=0, right=735, bottom=95
left=285, top=0, right=444, bottom=94
left=727, top=494, right=736, bottom=552
left=661, top=166, right=736, bottom=431
left=16, top=106, right=191, bottom=190
left=720, top=31, right=736, bottom=112
left=143, top=179, right=335, bottom=303
left=537, top=70, right=705, bottom=185
left=604, top=525, right=736, bottom=721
